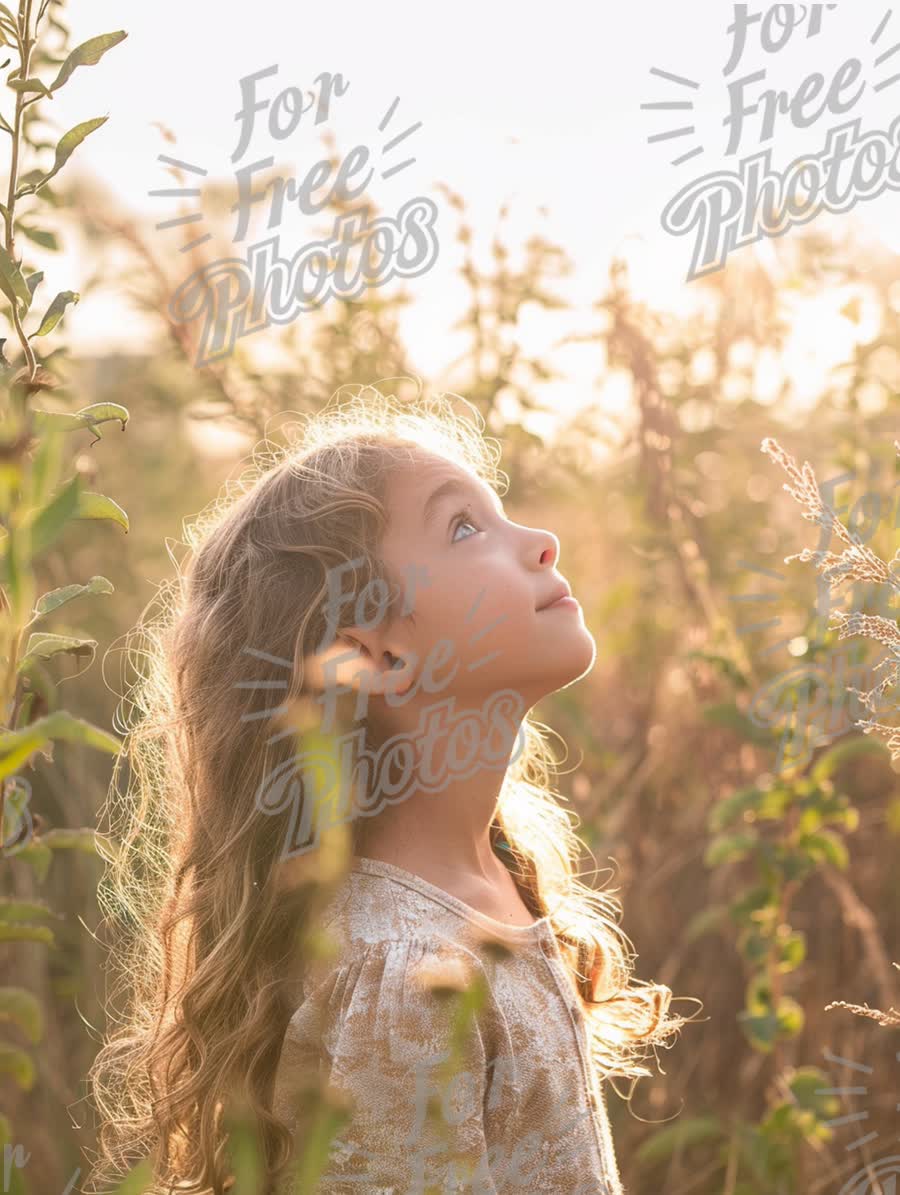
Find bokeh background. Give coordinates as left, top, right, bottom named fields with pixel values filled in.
left=1, top=1, right=899, bottom=1192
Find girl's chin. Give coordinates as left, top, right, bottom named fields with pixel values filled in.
left=534, top=637, right=597, bottom=694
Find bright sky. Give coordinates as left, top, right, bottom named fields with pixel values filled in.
left=10, top=0, right=900, bottom=441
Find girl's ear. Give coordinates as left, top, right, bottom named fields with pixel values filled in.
left=302, top=629, right=415, bottom=699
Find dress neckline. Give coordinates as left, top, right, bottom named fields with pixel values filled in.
left=350, top=855, right=553, bottom=940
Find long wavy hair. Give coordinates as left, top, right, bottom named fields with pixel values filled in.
left=85, top=383, right=691, bottom=1195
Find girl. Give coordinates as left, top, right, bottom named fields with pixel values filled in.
left=87, top=385, right=689, bottom=1195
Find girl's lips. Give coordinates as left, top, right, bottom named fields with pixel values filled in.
left=540, top=595, right=580, bottom=611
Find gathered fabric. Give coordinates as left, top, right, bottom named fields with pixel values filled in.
left=272, top=856, right=625, bottom=1194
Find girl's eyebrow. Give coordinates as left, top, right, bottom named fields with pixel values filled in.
left=421, top=478, right=503, bottom=530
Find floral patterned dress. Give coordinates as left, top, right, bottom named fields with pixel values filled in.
left=272, top=854, right=625, bottom=1194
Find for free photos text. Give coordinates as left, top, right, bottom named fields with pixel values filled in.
left=165, top=65, right=439, bottom=366
left=650, top=4, right=900, bottom=278
left=254, top=556, right=528, bottom=859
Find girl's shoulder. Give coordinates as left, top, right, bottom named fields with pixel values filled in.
left=273, top=925, right=505, bottom=1133
left=296, top=901, right=500, bottom=1028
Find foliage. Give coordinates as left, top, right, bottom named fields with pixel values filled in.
left=0, top=2, right=129, bottom=1192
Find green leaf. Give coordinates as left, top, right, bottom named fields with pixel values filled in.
left=32, top=401, right=129, bottom=439
left=20, top=631, right=97, bottom=668
left=19, top=225, right=58, bottom=252
left=767, top=842, right=817, bottom=884
left=15, top=168, right=45, bottom=194
left=0, top=987, right=43, bottom=1043
left=0, top=242, right=32, bottom=315
left=709, top=784, right=791, bottom=832
left=49, top=31, right=128, bottom=93
left=29, top=288, right=79, bottom=336
left=76, top=489, right=129, bottom=531
left=789, top=1066, right=842, bottom=1120
left=23, top=481, right=129, bottom=562
left=740, top=925, right=776, bottom=966
left=737, top=1122, right=792, bottom=1183
left=0, top=898, right=56, bottom=922
left=7, top=77, right=52, bottom=97
left=635, top=1116, right=724, bottom=1167
left=738, top=1010, right=779, bottom=1052
left=0, top=921, right=55, bottom=945
left=41, top=827, right=104, bottom=854
left=0, top=711, right=121, bottom=780
left=683, top=904, right=728, bottom=944
left=729, top=884, right=777, bottom=926
left=775, top=996, right=805, bottom=1037
left=811, top=735, right=891, bottom=782
left=796, top=784, right=858, bottom=835
left=797, top=829, right=849, bottom=870
left=27, top=471, right=81, bottom=556
left=11, top=838, right=52, bottom=881
left=16, top=116, right=109, bottom=198
left=4, top=519, right=34, bottom=623
left=28, top=420, right=62, bottom=512
left=25, top=269, right=44, bottom=298
left=710, top=785, right=762, bottom=833
left=704, top=831, right=759, bottom=867
left=223, top=1101, right=264, bottom=1195
left=0, top=1043, right=36, bottom=1090
left=107, top=1157, right=154, bottom=1195
left=1, top=747, right=30, bottom=794
left=775, top=929, right=806, bottom=973
left=33, top=574, right=113, bottom=617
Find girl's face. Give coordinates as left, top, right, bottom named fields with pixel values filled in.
left=367, top=450, right=596, bottom=713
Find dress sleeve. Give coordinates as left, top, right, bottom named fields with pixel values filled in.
left=274, top=937, right=503, bottom=1195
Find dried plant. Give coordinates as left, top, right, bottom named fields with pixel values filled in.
left=760, top=436, right=900, bottom=762
left=761, top=436, right=900, bottom=1033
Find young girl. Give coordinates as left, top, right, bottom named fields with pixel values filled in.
left=87, top=385, right=688, bottom=1195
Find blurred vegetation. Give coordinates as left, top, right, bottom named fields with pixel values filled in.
left=1, top=51, right=899, bottom=1194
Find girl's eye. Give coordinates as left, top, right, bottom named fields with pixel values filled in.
left=450, top=508, right=480, bottom=543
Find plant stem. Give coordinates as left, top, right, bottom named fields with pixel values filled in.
left=5, top=0, right=36, bottom=379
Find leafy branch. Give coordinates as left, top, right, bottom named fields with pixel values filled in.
left=0, top=2, right=125, bottom=381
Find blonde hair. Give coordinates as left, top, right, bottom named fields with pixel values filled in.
left=86, top=383, right=689, bottom=1195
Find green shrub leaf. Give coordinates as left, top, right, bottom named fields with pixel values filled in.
left=20, top=631, right=97, bottom=668
left=33, top=575, right=114, bottom=617
left=0, top=921, right=55, bottom=946
left=49, top=31, right=128, bottom=93
left=704, top=831, right=759, bottom=867
left=41, top=827, right=105, bottom=854
left=0, top=711, right=121, bottom=779
left=811, top=735, right=891, bottom=782
left=76, top=489, right=129, bottom=531
left=0, top=898, right=56, bottom=922
left=0, top=1043, right=36, bottom=1090
left=16, top=116, right=109, bottom=198
left=10, top=839, right=52, bottom=881
left=0, top=986, right=44, bottom=1043
left=107, top=1157, right=154, bottom=1195
left=0, top=243, right=32, bottom=315
left=635, top=1115, right=724, bottom=1167
left=32, top=400, right=128, bottom=433
left=7, top=77, right=52, bottom=97
left=797, top=829, right=849, bottom=871
left=29, top=289, right=79, bottom=337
